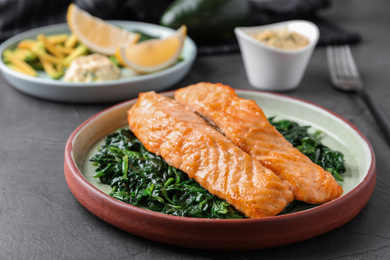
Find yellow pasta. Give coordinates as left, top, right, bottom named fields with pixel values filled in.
left=64, top=34, right=78, bottom=48
left=4, top=51, right=37, bottom=76
left=37, top=34, right=65, bottom=58
left=47, top=34, right=69, bottom=44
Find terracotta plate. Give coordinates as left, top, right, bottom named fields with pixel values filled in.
left=64, top=90, right=376, bottom=250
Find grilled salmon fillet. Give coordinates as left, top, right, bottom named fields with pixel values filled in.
left=175, top=82, right=343, bottom=204
left=128, top=91, right=294, bottom=218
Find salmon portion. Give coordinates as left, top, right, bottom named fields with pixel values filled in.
left=175, top=83, right=343, bottom=204
left=128, top=91, right=294, bottom=218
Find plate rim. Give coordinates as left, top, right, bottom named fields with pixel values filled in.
left=64, top=89, right=376, bottom=249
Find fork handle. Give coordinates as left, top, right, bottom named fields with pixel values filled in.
left=357, top=88, right=390, bottom=145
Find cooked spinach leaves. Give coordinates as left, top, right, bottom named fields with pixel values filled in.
left=90, top=119, right=345, bottom=218
left=268, top=118, right=346, bottom=181
left=90, top=128, right=244, bottom=219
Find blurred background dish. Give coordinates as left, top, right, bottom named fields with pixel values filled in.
left=0, top=21, right=197, bottom=103
left=235, top=20, right=319, bottom=91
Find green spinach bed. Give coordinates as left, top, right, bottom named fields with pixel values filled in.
left=90, top=118, right=346, bottom=219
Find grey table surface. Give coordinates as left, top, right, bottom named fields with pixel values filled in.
left=1, top=0, right=390, bottom=259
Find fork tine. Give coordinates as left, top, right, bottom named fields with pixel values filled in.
left=343, top=45, right=361, bottom=79
left=327, top=45, right=362, bottom=89
left=326, top=46, right=339, bottom=85
left=327, top=46, right=347, bottom=81
left=335, top=46, right=349, bottom=79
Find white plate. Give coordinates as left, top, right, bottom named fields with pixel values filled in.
left=0, top=21, right=197, bottom=103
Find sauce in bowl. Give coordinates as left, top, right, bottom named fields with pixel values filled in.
left=250, top=28, right=309, bottom=50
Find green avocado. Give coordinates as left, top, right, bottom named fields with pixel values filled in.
left=160, top=0, right=249, bottom=43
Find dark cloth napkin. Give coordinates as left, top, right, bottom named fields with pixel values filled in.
left=198, top=0, right=361, bottom=55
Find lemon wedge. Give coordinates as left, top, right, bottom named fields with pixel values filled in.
left=116, top=25, right=186, bottom=74
left=66, top=4, right=140, bottom=55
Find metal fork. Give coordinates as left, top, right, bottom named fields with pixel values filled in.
left=327, top=45, right=390, bottom=144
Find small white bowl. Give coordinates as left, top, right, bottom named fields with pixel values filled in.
left=235, top=20, right=319, bottom=91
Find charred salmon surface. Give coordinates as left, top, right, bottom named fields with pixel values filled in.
left=175, top=83, right=343, bottom=204
left=128, top=91, right=294, bottom=218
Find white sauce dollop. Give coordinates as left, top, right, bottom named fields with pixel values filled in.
left=64, top=54, right=121, bottom=83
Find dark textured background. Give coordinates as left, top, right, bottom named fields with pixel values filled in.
left=1, top=0, right=390, bottom=259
